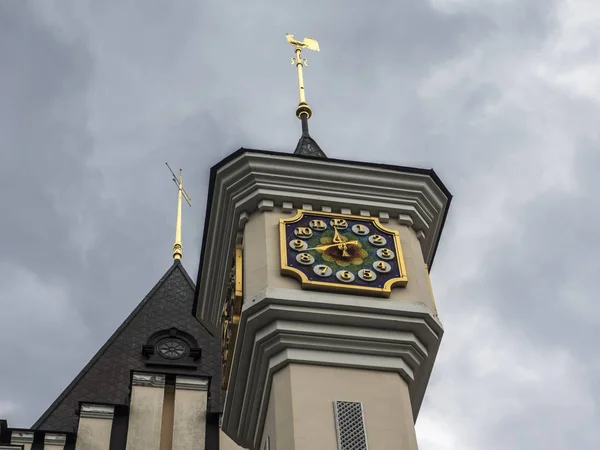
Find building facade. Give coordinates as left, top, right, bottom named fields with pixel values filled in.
left=1, top=40, right=451, bottom=447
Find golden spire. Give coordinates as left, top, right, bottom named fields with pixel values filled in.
left=166, top=162, right=191, bottom=260
left=286, top=33, right=320, bottom=120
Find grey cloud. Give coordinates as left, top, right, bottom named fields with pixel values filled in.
left=1, top=1, right=598, bottom=450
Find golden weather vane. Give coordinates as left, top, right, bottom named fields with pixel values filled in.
left=286, top=33, right=320, bottom=120
left=165, top=162, right=191, bottom=260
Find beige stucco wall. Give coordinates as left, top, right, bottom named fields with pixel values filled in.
left=219, top=430, right=248, bottom=450
left=243, top=209, right=435, bottom=311
left=126, top=385, right=165, bottom=450
left=10, top=443, right=31, bottom=450
left=261, top=363, right=418, bottom=450
left=171, top=387, right=208, bottom=450
left=44, top=444, right=65, bottom=450
left=75, top=416, right=113, bottom=450
left=10, top=431, right=32, bottom=450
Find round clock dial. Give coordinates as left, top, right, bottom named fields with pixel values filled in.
left=280, top=211, right=408, bottom=296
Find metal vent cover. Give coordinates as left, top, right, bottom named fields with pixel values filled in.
left=333, top=401, right=368, bottom=450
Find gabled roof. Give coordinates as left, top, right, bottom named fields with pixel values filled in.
left=33, top=260, right=222, bottom=433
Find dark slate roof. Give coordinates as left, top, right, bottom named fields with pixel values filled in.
left=294, top=133, right=326, bottom=158
left=294, top=115, right=326, bottom=158
left=32, top=260, right=223, bottom=433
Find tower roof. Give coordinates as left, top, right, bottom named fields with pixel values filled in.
left=294, top=116, right=326, bottom=158
left=32, top=260, right=223, bottom=433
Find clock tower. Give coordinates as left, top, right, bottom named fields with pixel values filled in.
left=193, top=36, right=451, bottom=450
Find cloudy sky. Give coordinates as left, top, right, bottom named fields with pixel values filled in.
left=1, top=0, right=599, bottom=448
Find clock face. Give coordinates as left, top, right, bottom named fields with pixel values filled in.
left=280, top=210, right=408, bottom=297
left=221, top=244, right=243, bottom=390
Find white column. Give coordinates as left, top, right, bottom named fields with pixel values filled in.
left=171, top=377, right=209, bottom=450
left=75, top=404, right=115, bottom=450
left=44, top=433, right=66, bottom=450
left=125, top=373, right=166, bottom=450
left=10, top=430, right=33, bottom=450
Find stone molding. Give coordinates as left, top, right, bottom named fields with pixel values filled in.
left=10, top=430, right=33, bottom=443
left=175, top=376, right=209, bottom=391
left=195, top=151, right=450, bottom=328
left=221, top=287, right=443, bottom=449
left=131, top=372, right=165, bottom=388
left=80, top=403, right=115, bottom=420
left=44, top=433, right=67, bottom=445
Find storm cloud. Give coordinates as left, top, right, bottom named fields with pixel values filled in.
left=1, top=1, right=599, bottom=449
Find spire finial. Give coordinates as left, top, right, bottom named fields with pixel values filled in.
left=166, top=163, right=191, bottom=260
left=286, top=33, right=320, bottom=121
left=286, top=33, right=326, bottom=158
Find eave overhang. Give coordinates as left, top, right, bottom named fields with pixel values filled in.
left=193, top=148, right=452, bottom=330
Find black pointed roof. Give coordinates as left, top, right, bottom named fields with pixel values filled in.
left=32, top=260, right=222, bottom=433
left=294, top=116, right=326, bottom=158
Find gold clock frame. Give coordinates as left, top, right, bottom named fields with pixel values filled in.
left=221, top=244, right=243, bottom=390
left=279, top=210, right=408, bottom=297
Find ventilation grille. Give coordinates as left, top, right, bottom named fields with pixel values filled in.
left=333, top=401, right=368, bottom=450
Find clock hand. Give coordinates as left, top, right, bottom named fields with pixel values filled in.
left=332, top=226, right=342, bottom=243
left=305, top=240, right=359, bottom=252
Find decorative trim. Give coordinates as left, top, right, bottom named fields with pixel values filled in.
left=378, top=211, right=390, bottom=223
left=44, top=433, right=67, bottom=445
left=194, top=151, right=451, bottom=328
left=175, top=376, right=209, bottom=391
left=142, top=327, right=201, bottom=368
left=258, top=199, right=274, bottom=212
left=132, top=372, right=165, bottom=388
left=80, top=403, right=115, bottom=419
left=10, top=430, right=33, bottom=443
left=221, top=287, right=443, bottom=449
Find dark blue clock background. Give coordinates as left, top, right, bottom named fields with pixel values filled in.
left=284, top=213, right=402, bottom=289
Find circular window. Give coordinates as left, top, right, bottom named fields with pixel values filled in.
left=156, top=338, right=188, bottom=360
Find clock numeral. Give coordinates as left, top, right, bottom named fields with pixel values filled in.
left=358, top=269, right=376, bottom=282
left=296, top=253, right=315, bottom=265
left=377, top=248, right=395, bottom=260
left=336, top=270, right=355, bottom=283
left=373, top=260, right=392, bottom=273
left=313, top=264, right=332, bottom=277
left=330, top=219, right=348, bottom=229
left=309, top=219, right=327, bottom=231
left=352, top=224, right=370, bottom=235
left=369, top=234, right=387, bottom=246
left=294, top=227, right=313, bottom=238
left=289, top=239, right=308, bottom=251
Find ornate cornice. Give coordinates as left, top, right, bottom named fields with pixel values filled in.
left=175, top=376, right=209, bottom=391
left=10, top=430, right=33, bottom=444
left=80, top=403, right=115, bottom=420
left=44, top=433, right=67, bottom=446
left=131, top=372, right=165, bottom=388
left=195, top=151, right=450, bottom=328
left=221, top=287, right=443, bottom=449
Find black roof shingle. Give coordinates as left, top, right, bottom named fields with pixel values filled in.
left=32, top=260, right=222, bottom=433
